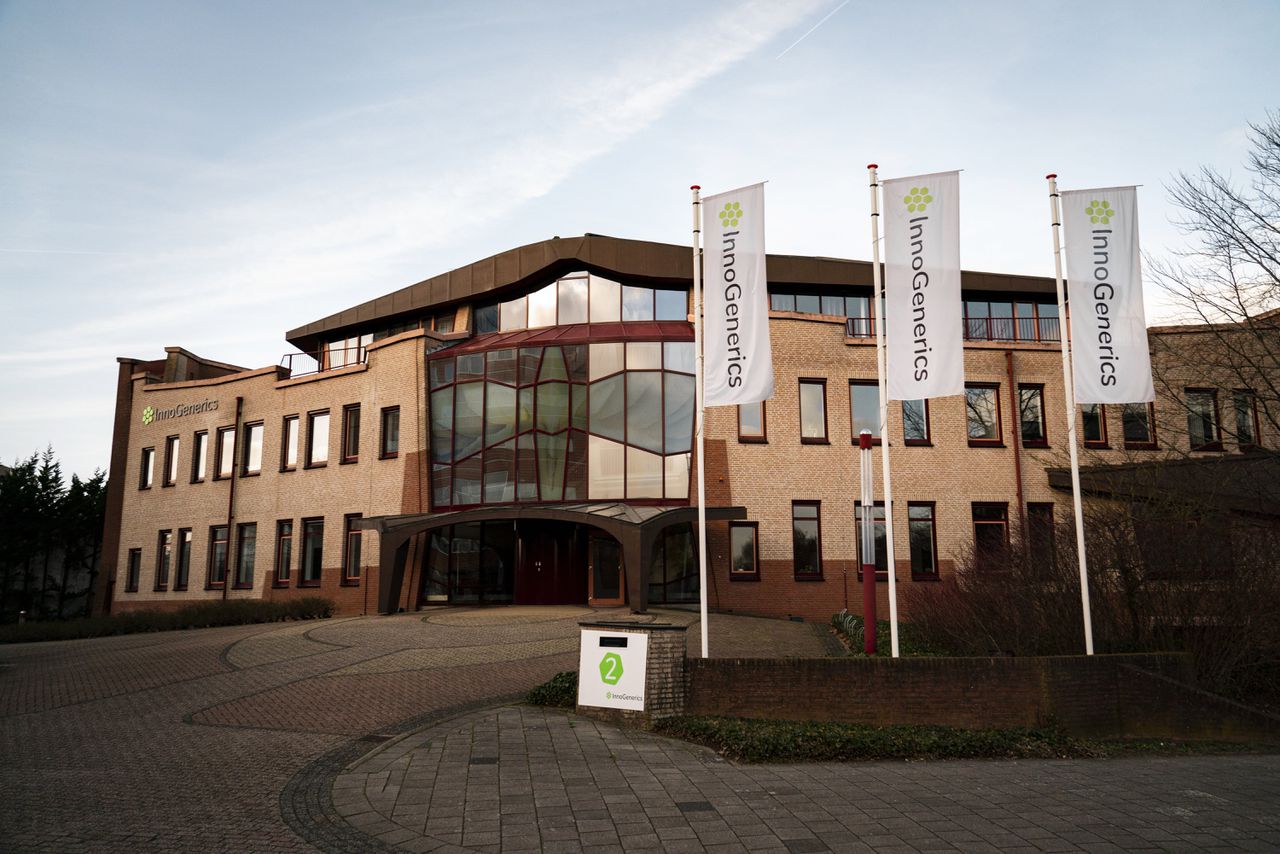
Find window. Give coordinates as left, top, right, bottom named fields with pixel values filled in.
left=215, top=426, right=235, bottom=479
left=208, top=525, right=229, bottom=587
left=380, top=406, right=400, bottom=458
left=125, top=548, right=141, bottom=592
left=274, top=521, right=293, bottom=586
left=855, top=501, right=888, bottom=580
left=191, top=430, right=208, bottom=483
left=799, top=379, right=827, bottom=443
left=301, top=518, right=324, bottom=585
left=792, top=501, right=822, bottom=579
left=908, top=503, right=937, bottom=579
left=1018, top=385, right=1047, bottom=447
left=139, top=447, right=155, bottom=489
left=902, top=399, right=930, bottom=445
left=1186, top=389, right=1220, bottom=451
left=175, top=528, right=192, bottom=590
left=281, top=415, right=299, bottom=471
left=241, top=421, right=264, bottom=475
left=235, top=523, right=256, bottom=588
left=849, top=380, right=880, bottom=444
left=163, top=436, right=179, bottom=486
left=306, top=410, right=330, bottom=467
left=155, top=530, right=173, bottom=590
left=1122, top=403, right=1157, bottom=449
left=963, top=299, right=1060, bottom=342
left=965, top=384, right=1002, bottom=445
left=972, top=503, right=1009, bottom=569
left=341, top=404, right=360, bottom=463
left=343, top=514, right=363, bottom=583
left=1234, top=390, right=1260, bottom=450
left=1027, top=503, right=1056, bottom=569
left=1081, top=404, right=1108, bottom=447
left=738, top=401, right=766, bottom=442
left=729, top=523, right=760, bottom=580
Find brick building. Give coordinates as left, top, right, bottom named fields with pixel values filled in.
left=98, top=235, right=1273, bottom=621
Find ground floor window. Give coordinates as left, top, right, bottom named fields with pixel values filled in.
left=275, top=520, right=293, bottom=586
left=175, top=528, right=191, bottom=590
left=792, top=502, right=822, bottom=579
left=972, top=503, right=1009, bottom=569
left=729, top=522, right=759, bottom=581
left=301, top=518, right=324, bottom=585
left=208, top=525, right=229, bottom=587
left=423, top=521, right=517, bottom=605
left=855, top=501, right=887, bottom=580
left=125, top=548, right=141, bottom=592
left=235, top=523, right=256, bottom=588
left=649, top=524, right=697, bottom=604
left=343, top=514, right=363, bottom=584
left=155, top=530, right=172, bottom=590
left=908, top=503, right=937, bottom=578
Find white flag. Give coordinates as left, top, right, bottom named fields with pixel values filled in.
left=1062, top=187, right=1154, bottom=404
left=883, top=171, right=964, bottom=400
left=703, top=183, right=773, bottom=406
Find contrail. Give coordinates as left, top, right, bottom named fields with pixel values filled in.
left=776, top=0, right=850, bottom=60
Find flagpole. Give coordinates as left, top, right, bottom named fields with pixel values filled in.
left=868, top=164, right=900, bottom=658
left=1047, top=174, right=1094, bottom=656
left=691, top=184, right=710, bottom=659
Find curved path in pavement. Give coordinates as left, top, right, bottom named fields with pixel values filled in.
left=2, top=608, right=1277, bottom=852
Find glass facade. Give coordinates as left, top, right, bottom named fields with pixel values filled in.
left=474, top=272, right=689, bottom=334
left=429, top=341, right=695, bottom=509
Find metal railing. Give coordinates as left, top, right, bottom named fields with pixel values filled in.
left=278, top=345, right=367, bottom=378
left=845, top=316, right=1061, bottom=343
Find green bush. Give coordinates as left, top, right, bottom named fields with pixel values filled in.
left=526, top=671, right=578, bottom=708
left=831, top=610, right=950, bottom=657
left=0, top=597, right=335, bottom=644
left=654, top=715, right=1102, bottom=763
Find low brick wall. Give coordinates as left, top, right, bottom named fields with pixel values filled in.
left=684, top=653, right=1277, bottom=741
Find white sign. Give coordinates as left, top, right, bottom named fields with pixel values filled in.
left=883, top=171, right=965, bottom=401
left=576, top=629, right=648, bottom=711
left=702, top=182, right=774, bottom=407
left=1061, top=186, right=1155, bottom=404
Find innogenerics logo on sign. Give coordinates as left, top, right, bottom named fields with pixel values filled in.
left=718, top=201, right=743, bottom=228
left=599, top=652, right=623, bottom=686
left=717, top=199, right=749, bottom=390
left=1089, top=199, right=1121, bottom=388
left=1086, top=199, right=1113, bottom=225
left=903, top=186, right=933, bottom=214
left=905, top=186, right=936, bottom=382
left=141, top=399, right=219, bottom=426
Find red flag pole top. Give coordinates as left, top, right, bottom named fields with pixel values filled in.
left=867, top=164, right=878, bottom=170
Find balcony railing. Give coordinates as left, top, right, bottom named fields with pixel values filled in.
left=845, top=316, right=1061, bottom=343
left=279, top=345, right=368, bottom=378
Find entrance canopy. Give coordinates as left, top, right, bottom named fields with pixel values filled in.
left=361, top=503, right=746, bottom=614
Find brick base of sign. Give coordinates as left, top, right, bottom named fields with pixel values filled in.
left=576, top=621, right=690, bottom=726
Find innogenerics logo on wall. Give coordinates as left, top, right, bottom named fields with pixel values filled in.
left=141, top=399, right=219, bottom=426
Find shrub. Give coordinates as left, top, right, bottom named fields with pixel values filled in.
left=526, top=671, right=578, bottom=708
left=0, top=597, right=336, bottom=644
left=830, top=610, right=949, bottom=657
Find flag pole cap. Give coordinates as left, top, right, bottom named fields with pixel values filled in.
left=1045, top=173, right=1057, bottom=180
left=867, top=163, right=878, bottom=169
left=690, top=184, right=701, bottom=190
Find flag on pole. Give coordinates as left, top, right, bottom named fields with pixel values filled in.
left=702, top=183, right=773, bottom=407
left=883, top=171, right=964, bottom=401
left=1061, top=187, right=1155, bottom=404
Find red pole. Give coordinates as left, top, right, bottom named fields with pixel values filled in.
left=859, top=431, right=877, bottom=654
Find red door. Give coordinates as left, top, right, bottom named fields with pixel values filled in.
left=516, top=523, right=587, bottom=605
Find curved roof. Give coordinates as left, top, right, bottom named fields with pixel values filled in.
left=286, top=232, right=1056, bottom=352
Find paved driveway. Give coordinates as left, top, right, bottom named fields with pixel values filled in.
left=1, top=608, right=1277, bottom=853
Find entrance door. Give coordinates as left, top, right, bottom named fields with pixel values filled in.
left=588, top=535, right=625, bottom=606
left=516, top=522, right=587, bottom=605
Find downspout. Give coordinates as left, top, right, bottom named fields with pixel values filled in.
left=223, top=396, right=243, bottom=600
left=1005, top=352, right=1027, bottom=543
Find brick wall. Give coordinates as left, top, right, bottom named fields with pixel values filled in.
left=680, top=653, right=1280, bottom=740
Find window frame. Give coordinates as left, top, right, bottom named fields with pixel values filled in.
left=191, top=430, right=208, bottom=483
left=1081, top=403, right=1109, bottom=449
left=240, top=421, right=264, bottom=477
left=1233, top=389, right=1261, bottom=452
left=341, top=403, right=361, bottom=465
left=728, top=521, right=761, bottom=581
left=1017, top=384, right=1048, bottom=449
left=1185, top=388, right=1222, bottom=452
left=234, top=522, right=257, bottom=589
left=162, top=435, right=180, bottom=487
left=849, top=379, right=881, bottom=446
left=791, top=500, right=823, bottom=580
left=1121, top=402, right=1158, bottom=450
left=379, top=406, right=401, bottom=459
left=855, top=500, right=889, bottom=582
left=207, top=524, right=229, bottom=588
left=125, top=548, right=141, bottom=593
left=280, top=414, right=300, bottom=472
left=901, top=399, right=931, bottom=446
left=798, top=378, right=829, bottom=445
left=139, top=447, right=155, bottom=490
left=737, top=401, right=767, bottom=444
left=274, top=520, right=293, bottom=587
left=175, top=528, right=192, bottom=591
left=154, top=529, right=172, bottom=591
left=300, top=517, right=324, bottom=587
left=305, top=410, right=331, bottom=468
left=971, top=502, right=1010, bottom=570
left=964, top=383, right=1003, bottom=447
left=342, top=513, right=363, bottom=585
left=908, top=502, right=939, bottom=581
left=214, top=426, right=236, bottom=480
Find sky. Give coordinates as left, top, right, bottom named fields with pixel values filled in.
left=2, top=0, right=1278, bottom=481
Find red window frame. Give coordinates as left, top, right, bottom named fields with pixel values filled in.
left=849, top=380, right=881, bottom=446
left=154, top=529, right=172, bottom=591
left=799, top=379, right=829, bottom=444
left=1082, top=403, right=1109, bottom=449
left=342, top=514, right=363, bottom=585
left=125, top=548, right=141, bottom=592
left=274, top=520, right=293, bottom=587
left=791, top=501, right=823, bottom=580
left=380, top=406, right=400, bottom=459
left=207, top=525, right=229, bottom=588
left=728, top=521, right=760, bottom=581
left=737, top=401, right=767, bottom=443
left=341, top=404, right=361, bottom=464
left=1017, top=384, right=1048, bottom=449
left=965, top=383, right=1003, bottom=447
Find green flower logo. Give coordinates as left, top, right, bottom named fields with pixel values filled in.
left=1086, top=199, right=1114, bottom=225
left=719, top=201, right=743, bottom=228
left=903, top=186, right=933, bottom=214
left=599, top=652, right=624, bottom=686
left=142, top=406, right=155, bottom=425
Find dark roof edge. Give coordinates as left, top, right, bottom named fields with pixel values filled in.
left=285, top=233, right=1057, bottom=352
